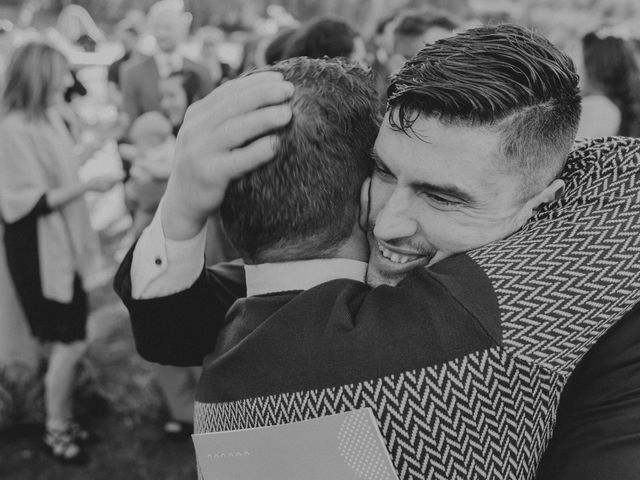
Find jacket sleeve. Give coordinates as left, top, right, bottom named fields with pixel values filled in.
left=114, top=244, right=246, bottom=366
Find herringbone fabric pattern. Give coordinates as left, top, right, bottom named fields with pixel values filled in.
left=195, top=137, right=640, bottom=479
left=196, top=350, right=564, bottom=479
left=468, top=137, right=640, bottom=373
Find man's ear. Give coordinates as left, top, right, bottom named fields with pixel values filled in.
left=527, top=178, right=565, bottom=211
left=359, top=177, right=372, bottom=230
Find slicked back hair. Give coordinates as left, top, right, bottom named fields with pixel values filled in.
left=387, top=24, right=582, bottom=195
left=220, top=57, right=380, bottom=263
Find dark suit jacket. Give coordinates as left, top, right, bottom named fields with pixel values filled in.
left=115, top=137, right=640, bottom=480
left=120, top=54, right=214, bottom=123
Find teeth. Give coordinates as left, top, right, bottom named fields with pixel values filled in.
left=378, top=243, right=418, bottom=264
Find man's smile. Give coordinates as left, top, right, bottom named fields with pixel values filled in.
left=369, top=238, right=435, bottom=282
left=377, top=241, right=422, bottom=264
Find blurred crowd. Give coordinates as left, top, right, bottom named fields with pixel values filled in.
left=0, top=0, right=640, bottom=467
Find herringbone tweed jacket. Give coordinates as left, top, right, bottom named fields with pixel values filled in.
left=117, top=137, right=640, bottom=480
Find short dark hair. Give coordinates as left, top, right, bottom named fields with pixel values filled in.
left=283, top=17, right=358, bottom=60
left=221, top=57, right=380, bottom=263
left=265, top=27, right=297, bottom=65
left=167, top=70, right=205, bottom=106
left=393, top=13, right=457, bottom=39
left=388, top=24, right=582, bottom=194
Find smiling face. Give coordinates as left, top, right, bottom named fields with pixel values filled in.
left=366, top=114, right=560, bottom=286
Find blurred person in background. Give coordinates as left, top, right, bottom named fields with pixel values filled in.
left=388, top=11, right=458, bottom=74
left=577, top=30, right=640, bottom=138
left=121, top=0, right=213, bottom=127
left=196, top=26, right=232, bottom=87
left=0, top=19, right=15, bottom=76
left=283, top=16, right=367, bottom=65
left=263, top=26, right=297, bottom=65
left=123, top=111, right=176, bottom=239
left=108, top=19, right=142, bottom=182
left=372, top=9, right=458, bottom=110
left=370, top=13, right=399, bottom=107
left=0, top=42, right=122, bottom=465
left=107, top=19, right=141, bottom=109
left=55, top=4, right=104, bottom=52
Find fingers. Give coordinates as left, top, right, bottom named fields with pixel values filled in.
left=205, top=71, right=286, bottom=103
left=189, top=74, right=294, bottom=131
left=222, top=81, right=294, bottom=121
left=223, top=135, right=279, bottom=180
left=214, top=104, right=292, bottom=151
left=193, top=72, right=290, bottom=114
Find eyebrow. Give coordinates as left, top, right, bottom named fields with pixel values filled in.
left=372, top=148, right=474, bottom=205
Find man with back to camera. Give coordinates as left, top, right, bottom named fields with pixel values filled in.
left=115, top=25, right=640, bottom=479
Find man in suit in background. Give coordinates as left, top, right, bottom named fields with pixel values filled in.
left=121, top=0, right=213, bottom=125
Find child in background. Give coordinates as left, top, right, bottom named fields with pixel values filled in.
left=121, top=111, right=176, bottom=238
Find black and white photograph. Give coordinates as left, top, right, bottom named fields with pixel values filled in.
left=0, top=0, right=639, bottom=479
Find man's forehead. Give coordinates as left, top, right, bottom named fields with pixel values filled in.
left=377, top=114, right=502, bottom=162
left=376, top=115, right=516, bottom=199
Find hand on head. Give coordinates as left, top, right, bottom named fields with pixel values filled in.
left=161, top=72, right=294, bottom=240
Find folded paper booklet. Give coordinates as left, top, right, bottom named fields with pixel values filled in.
left=192, top=408, right=399, bottom=480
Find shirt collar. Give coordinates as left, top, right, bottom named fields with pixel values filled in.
left=245, top=258, right=367, bottom=297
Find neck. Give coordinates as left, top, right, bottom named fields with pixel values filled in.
left=248, top=226, right=369, bottom=265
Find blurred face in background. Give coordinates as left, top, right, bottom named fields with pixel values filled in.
left=121, top=28, right=139, bottom=54
left=159, top=76, right=188, bottom=127
left=394, top=27, right=450, bottom=60
left=150, top=12, right=186, bottom=53
left=390, top=27, right=453, bottom=74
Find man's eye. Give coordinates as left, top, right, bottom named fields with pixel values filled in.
left=373, top=164, right=392, bottom=178
left=426, top=193, right=457, bottom=206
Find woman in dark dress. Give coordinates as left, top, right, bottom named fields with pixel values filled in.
left=0, top=41, right=121, bottom=464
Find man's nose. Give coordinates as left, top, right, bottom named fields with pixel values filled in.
left=373, top=188, right=418, bottom=242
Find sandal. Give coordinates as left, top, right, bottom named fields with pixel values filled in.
left=67, top=421, right=94, bottom=444
left=43, top=427, right=89, bottom=465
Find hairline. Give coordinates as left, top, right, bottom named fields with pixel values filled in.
left=385, top=106, right=568, bottom=198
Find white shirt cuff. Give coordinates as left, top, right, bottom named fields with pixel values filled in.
left=130, top=202, right=206, bottom=299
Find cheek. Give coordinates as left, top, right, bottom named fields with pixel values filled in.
left=421, top=212, right=504, bottom=255
left=367, top=177, right=394, bottom=224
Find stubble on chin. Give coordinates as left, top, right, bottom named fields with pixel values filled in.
left=365, top=266, right=403, bottom=287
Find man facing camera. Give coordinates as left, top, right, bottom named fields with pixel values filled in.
left=116, top=26, right=640, bottom=480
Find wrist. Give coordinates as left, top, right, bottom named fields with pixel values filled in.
left=161, top=183, right=209, bottom=241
